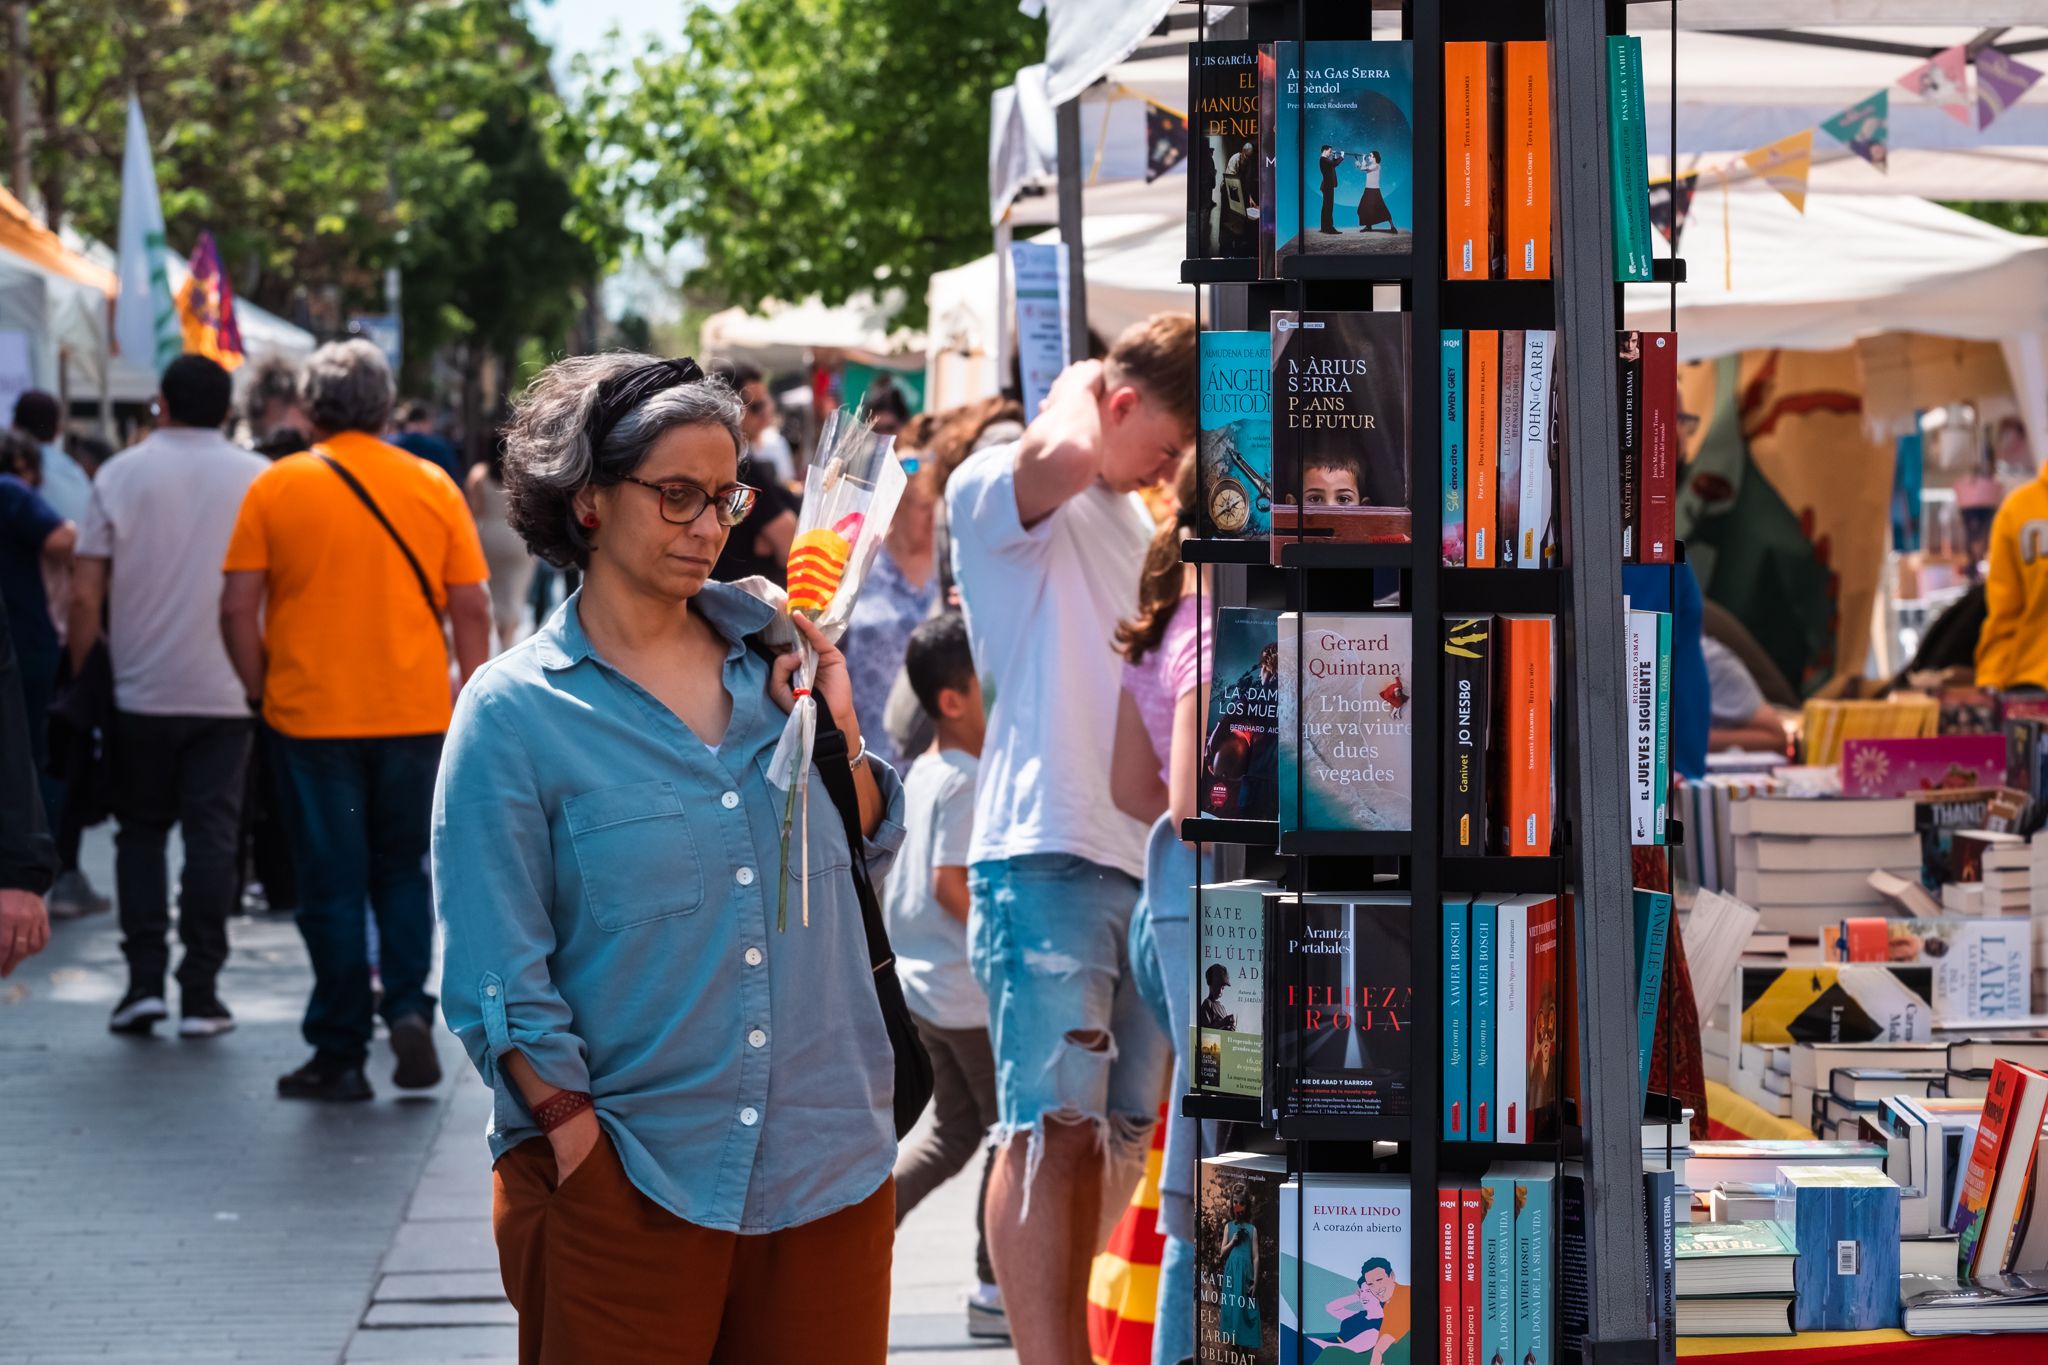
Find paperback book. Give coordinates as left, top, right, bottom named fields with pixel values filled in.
left=1271, top=893, right=1413, bottom=1118
left=1640, top=331, right=1677, bottom=563
left=1502, top=41, right=1551, bottom=279
left=1203, top=607, right=1281, bottom=821
left=1270, top=41, right=1414, bottom=269
left=1199, top=331, right=1274, bottom=540
left=1442, top=615, right=1492, bottom=855
left=1828, top=918, right=2031, bottom=1023
left=1494, top=893, right=1563, bottom=1143
left=1279, top=612, right=1414, bottom=832
left=1443, top=41, right=1495, bottom=280
left=1197, top=1152, right=1286, bottom=1365
left=1189, top=42, right=1264, bottom=262
left=1279, top=1176, right=1414, bottom=1365
left=1440, top=331, right=1465, bottom=565
left=1467, top=329, right=1498, bottom=566
left=1195, top=881, right=1275, bottom=1100
left=1269, top=311, right=1412, bottom=548
left=1495, top=328, right=1524, bottom=568
left=1617, top=331, right=1643, bottom=559
left=1515, top=329, right=1557, bottom=569
left=1490, top=615, right=1556, bottom=856
left=1606, top=36, right=1654, bottom=281
left=1444, top=897, right=1469, bottom=1140
left=1738, top=963, right=1935, bottom=1045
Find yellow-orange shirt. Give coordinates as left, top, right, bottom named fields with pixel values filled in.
left=1381, top=1285, right=1411, bottom=1344
left=223, top=430, right=488, bottom=739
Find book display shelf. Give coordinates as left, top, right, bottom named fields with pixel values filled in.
left=1181, top=2, right=1664, bottom=1362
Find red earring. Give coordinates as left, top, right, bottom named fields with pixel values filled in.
left=582, top=514, right=600, bottom=529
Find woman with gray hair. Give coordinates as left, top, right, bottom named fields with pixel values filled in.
left=431, top=352, right=908, bottom=1363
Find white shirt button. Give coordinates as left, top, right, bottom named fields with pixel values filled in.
left=735, top=866, right=755, bottom=887
left=721, top=791, right=739, bottom=809
left=748, top=1028, right=767, bottom=1049
left=485, top=984, right=497, bottom=998
left=744, top=947, right=763, bottom=967
left=739, top=1106, right=760, bottom=1127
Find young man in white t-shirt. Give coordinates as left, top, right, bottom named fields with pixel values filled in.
left=947, top=313, right=1196, bottom=1363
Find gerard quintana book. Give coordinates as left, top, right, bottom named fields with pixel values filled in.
left=1269, top=310, right=1411, bottom=549
left=1270, top=41, right=1414, bottom=268
left=1272, top=893, right=1412, bottom=1119
left=1198, top=1152, right=1286, bottom=1365
left=1190, top=41, right=1263, bottom=262
left=1279, top=1175, right=1413, bottom=1365
left=1195, top=880, right=1275, bottom=1101
left=1203, top=606, right=1281, bottom=822
left=1279, top=612, right=1414, bottom=832
left=1200, top=330, right=1274, bottom=540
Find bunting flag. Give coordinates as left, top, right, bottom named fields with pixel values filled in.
left=1648, top=172, right=1699, bottom=249
left=1742, top=128, right=1814, bottom=213
left=1144, top=102, right=1187, bottom=183
left=1975, top=47, right=2044, bottom=131
left=176, top=230, right=245, bottom=371
left=114, top=94, right=181, bottom=371
left=1898, top=43, right=1972, bottom=126
left=1820, top=89, right=1890, bottom=171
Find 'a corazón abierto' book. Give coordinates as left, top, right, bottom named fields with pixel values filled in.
left=1197, top=1153, right=1286, bottom=1365
left=1279, top=612, right=1413, bottom=832
left=1442, top=615, right=1492, bottom=856
left=1280, top=1174, right=1414, bottom=1365
left=1203, top=607, right=1281, bottom=821
left=1200, top=331, right=1273, bottom=539
left=1272, top=893, right=1412, bottom=1118
left=1190, top=42, right=1263, bottom=262
left=1195, top=880, right=1275, bottom=1101
left=1271, top=41, right=1414, bottom=268
left=1269, top=311, right=1411, bottom=548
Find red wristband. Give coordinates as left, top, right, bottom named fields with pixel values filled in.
left=532, top=1089, right=593, bottom=1134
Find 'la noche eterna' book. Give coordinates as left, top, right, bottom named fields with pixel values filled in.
left=1279, top=612, right=1413, bottom=833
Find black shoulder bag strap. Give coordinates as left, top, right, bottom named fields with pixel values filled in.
left=315, top=449, right=441, bottom=622
left=808, top=687, right=935, bottom=1139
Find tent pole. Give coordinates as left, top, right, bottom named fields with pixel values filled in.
left=994, top=218, right=1014, bottom=396
left=1055, top=95, right=1089, bottom=363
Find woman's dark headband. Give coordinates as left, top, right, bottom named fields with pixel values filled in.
left=585, top=356, right=707, bottom=457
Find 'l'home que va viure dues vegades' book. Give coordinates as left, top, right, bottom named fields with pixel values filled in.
left=1279, top=613, right=1413, bottom=833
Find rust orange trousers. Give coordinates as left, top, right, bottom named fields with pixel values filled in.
left=492, top=1135, right=894, bottom=1364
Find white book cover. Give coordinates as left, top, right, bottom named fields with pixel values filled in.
left=1279, top=1175, right=1413, bottom=1359
left=1627, top=609, right=1657, bottom=845
left=1517, top=329, right=1554, bottom=568
left=1496, top=895, right=1529, bottom=1143
left=1682, top=888, right=1762, bottom=1015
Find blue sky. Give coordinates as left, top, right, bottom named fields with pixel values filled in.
left=531, top=0, right=677, bottom=83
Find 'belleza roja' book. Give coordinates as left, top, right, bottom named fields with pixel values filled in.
left=1271, top=893, right=1413, bottom=1119
left=1616, top=331, right=1644, bottom=559
left=1606, top=35, right=1655, bottom=282
left=1639, top=330, right=1677, bottom=563
left=1441, top=331, right=1465, bottom=566
left=1270, top=41, right=1415, bottom=272
left=1494, top=329, right=1524, bottom=568
left=1516, top=329, right=1555, bottom=570
left=1459, top=1184, right=1484, bottom=1365
left=1444, top=896, right=1470, bottom=1139
left=1493, top=614, right=1556, bottom=856
left=1194, top=880, right=1275, bottom=1101
left=1198, top=330, right=1274, bottom=540
left=1443, top=41, right=1492, bottom=280
left=1502, top=41, right=1551, bottom=279
left=1466, top=329, right=1498, bottom=567
left=1188, top=41, right=1263, bottom=263
left=1278, top=612, right=1414, bottom=832
left=1955, top=1059, right=2048, bottom=1274
left=1470, top=896, right=1498, bottom=1141
left=1495, top=893, right=1562, bottom=1144
left=1268, top=310, right=1412, bottom=552
left=1442, top=614, right=1492, bottom=855
left=1438, top=1186, right=1461, bottom=1362
left=1196, top=1152, right=1286, bottom=1365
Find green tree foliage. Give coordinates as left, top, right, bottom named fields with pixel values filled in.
left=1945, top=201, right=2048, bottom=238
left=572, top=0, right=1040, bottom=324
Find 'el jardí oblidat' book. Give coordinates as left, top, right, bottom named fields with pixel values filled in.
left=1279, top=612, right=1414, bottom=833
left=1190, top=42, right=1262, bottom=262
left=1269, top=311, right=1412, bottom=548
left=1203, top=606, right=1281, bottom=821
left=1199, top=331, right=1273, bottom=539
left=1197, top=1153, right=1286, bottom=1365
left=1272, top=893, right=1413, bottom=1119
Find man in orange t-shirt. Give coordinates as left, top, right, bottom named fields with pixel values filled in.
left=221, top=339, right=491, bottom=1103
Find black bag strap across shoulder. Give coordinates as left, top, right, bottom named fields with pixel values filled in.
left=314, top=449, right=441, bottom=622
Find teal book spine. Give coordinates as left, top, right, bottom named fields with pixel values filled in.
left=1471, top=899, right=1497, bottom=1140
left=1633, top=889, right=1672, bottom=1104
left=1444, top=897, right=1470, bottom=1140
left=1481, top=1173, right=1515, bottom=1365
left=1653, top=611, right=1672, bottom=836
left=1516, top=1169, right=1555, bottom=1365
left=1442, top=331, right=1466, bottom=567
left=1606, top=36, right=1654, bottom=281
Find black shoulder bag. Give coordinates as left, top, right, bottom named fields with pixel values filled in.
left=315, top=450, right=442, bottom=622
left=808, top=687, right=935, bottom=1138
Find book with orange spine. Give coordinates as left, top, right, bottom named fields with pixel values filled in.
left=1493, top=614, right=1555, bottom=856
left=1444, top=42, right=1492, bottom=279
left=1467, top=330, right=1498, bottom=566
left=1503, top=41, right=1551, bottom=280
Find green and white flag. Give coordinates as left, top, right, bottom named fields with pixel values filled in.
left=115, top=94, right=181, bottom=372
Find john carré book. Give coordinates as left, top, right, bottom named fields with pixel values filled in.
left=1271, top=893, right=1412, bottom=1119
left=1279, top=612, right=1413, bottom=832
left=1189, top=41, right=1263, bottom=261
left=1203, top=607, right=1281, bottom=821
left=1199, top=331, right=1273, bottom=539
left=1269, top=311, right=1411, bottom=549
left=1268, top=41, right=1414, bottom=271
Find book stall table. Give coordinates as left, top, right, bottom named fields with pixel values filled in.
left=1679, top=1330, right=2048, bottom=1363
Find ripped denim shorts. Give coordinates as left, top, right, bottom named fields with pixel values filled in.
left=968, top=853, right=1171, bottom=1147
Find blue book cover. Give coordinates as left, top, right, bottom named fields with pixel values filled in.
left=1479, top=1170, right=1515, bottom=1365
left=1441, top=330, right=1466, bottom=567
left=1272, top=41, right=1414, bottom=268
left=1633, top=889, right=1672, bottom=1103
left=1201, top=607, right=1281, bottom=821
left=1200, top=330, right=1274, bottom=539
left=1470, top=898, right=1497, bottom=1141
left=1444, top=897, right=1469, bottom=1140
left=1777, top=1167, right=1901, bottom=1331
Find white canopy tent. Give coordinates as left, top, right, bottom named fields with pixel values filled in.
left=697, top=291, right=924, bottom=376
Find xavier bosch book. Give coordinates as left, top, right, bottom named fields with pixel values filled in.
left=1279, top=613, right=1414, bottom=832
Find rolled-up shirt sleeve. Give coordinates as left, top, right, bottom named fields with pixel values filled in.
left=855, top=755, right=910, bottom=885
left=432, top=686, right=591, bottom=1107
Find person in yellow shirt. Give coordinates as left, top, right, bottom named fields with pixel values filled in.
left=1975, top=469, right=2048, bottom=690
left=220, top=339, right=492, bottom=1103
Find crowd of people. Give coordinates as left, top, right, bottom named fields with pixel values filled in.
left=0, top=314, right=1215, bottom=1365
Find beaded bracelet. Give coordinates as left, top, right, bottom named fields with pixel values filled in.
left=532, top=1089, right=594, bottom=1134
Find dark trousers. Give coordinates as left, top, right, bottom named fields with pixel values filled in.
left=271, top=732, right=441, bottom=1063
left=112, top=713, right=255, bottom=995
left=892, top=1013, right=998, bottom=1286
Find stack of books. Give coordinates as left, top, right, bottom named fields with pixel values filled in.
left=1955, top=1060, right=2048, bottom=1277
left=1671, top=1220, right=1797, bottom=1336
left=1788, top=1037, right=1945, bottom=1134
left=1870, top=1092, right=1985, bottom=1237
left=1727, top=795, right=1922, bottom=942
left=1674, top=771, right=1779, bottom=896
left=1943, top=830, right=2031, bottom=915
left=1903, top=1271, right=2048, bottom=1334
left=1801, top=695, right=1940, bottom=767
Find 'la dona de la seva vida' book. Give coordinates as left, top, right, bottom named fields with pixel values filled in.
left=1202, top=607, right=1281, bottom=822
left=1265, top=41, right=1414, bottom=273
left=1279, top=1176, right=1413, bottom=1365
left=1279, top=613, right=1413, bottom=832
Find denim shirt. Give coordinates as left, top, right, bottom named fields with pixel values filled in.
left=433, top=583, right=907, bottom=1234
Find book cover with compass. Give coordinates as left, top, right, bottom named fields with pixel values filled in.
left=1278, top=612, right=1413, bottom=832
left=1199, top=330, right=1273, bottom=540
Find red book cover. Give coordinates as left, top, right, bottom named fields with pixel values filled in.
left=1526, top=894, right=1563, bottom=1142
left=1439, top=1186, right=1461, bottom=1361
left=1459, top=1184, right=1484, bottom=1365
left=1639, top=331, right=1677, bottom=563
left=1955, top=1060, right=2027, bottom=1255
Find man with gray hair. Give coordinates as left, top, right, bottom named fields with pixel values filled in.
left=220, top=338, right=492, bottom=1102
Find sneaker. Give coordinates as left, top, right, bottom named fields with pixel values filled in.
left=178, top=994, right=237, bottom=1039
left=277, top=1054, right=374, bottom=1102
left=108, top=989, right=168, bottom=1034
left=966, top=1282, right=1008, bottom=1340
left=48, top=870, right=111, bottom=920
left=388, top=1013, right=442, bottom=1090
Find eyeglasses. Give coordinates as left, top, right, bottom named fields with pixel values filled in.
left=745, top=398, right=770, bottom=415
left=619, top=476, right=758, bottom=527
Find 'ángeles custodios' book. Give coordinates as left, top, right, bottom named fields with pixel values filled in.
left=1279, top=612, right=1414, bottom=832
left=1200, top=330, right=1274, bottom=539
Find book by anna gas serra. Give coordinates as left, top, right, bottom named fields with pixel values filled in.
left=1203, top=607, right=1281, bottom=822
left=1279, top=612, right=1414, bottom=832
left=1200, top=330, right=1274, bottom=540
left=1269, top=311, right=1411, bottom=551
left=1279, top=1175, right=1414, bottom=1365
left=1270, top=41, right=1414, bottom=271
left=1443, top=614, right=1492, bottom=855
left=1195, top=880, right=1276, bottom=1101
left=1271, top=893, right=1413, bottom=1119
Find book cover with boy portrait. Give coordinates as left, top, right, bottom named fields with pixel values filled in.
left=1279, top=1176, right=1414, bottom=1365
left=1269, top=311, right=1411, bottom=550
left=1278, top=612, right=1414, bottom=832
left=1271, top=41, right=1414, bottom=265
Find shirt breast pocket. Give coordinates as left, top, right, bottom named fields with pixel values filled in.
left=564, top=780, right=706, bottom=930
